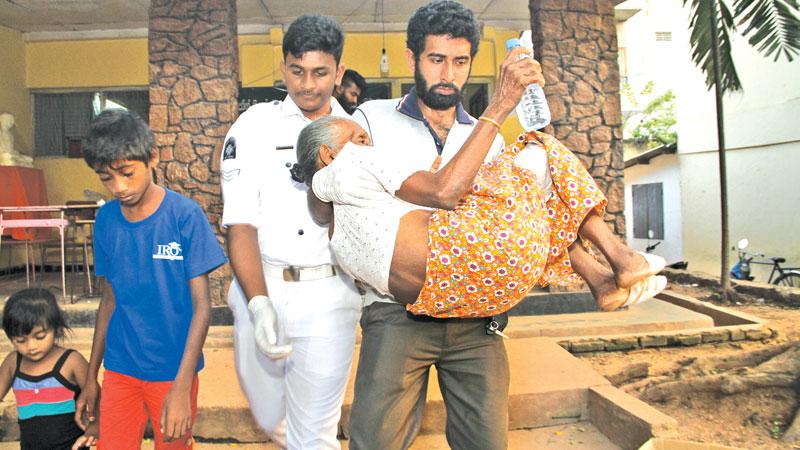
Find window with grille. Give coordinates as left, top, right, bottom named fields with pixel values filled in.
left=33, top=90, right=149, bottom=157
left=362, top=82, right=392, bottom=103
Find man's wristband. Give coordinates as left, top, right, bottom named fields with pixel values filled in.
left=478, top=115, right=502, bottom=129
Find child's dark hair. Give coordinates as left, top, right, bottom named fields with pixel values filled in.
left=83, top=108, right=155, bottom=169
left=283, top=14, right=344, bottom=64
left=3, top=288, right=70, bottom=340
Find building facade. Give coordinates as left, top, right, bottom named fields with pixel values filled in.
left=618, top=0, right=800, bottom=279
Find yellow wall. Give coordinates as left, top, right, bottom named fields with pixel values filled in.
left=239, top=27, right=516, bottom=89
left=25, top=34, right=278, bottom=89
left=21, top=29, right=527, bottom=122
left=22, top=27, right=525, bottom=211
left=239, top=33, right=281, bottom=87
left=0, top=25, right=30, bottom=269
left=0, top=26, right=32, bottom=152
left=26, top=38, right=149, bottom=89
left=2, top=27, right=529, bottom=271
left=22, top=27, right=524, bottom=101
left=238, top=27, right=525, bottom=141
left=33, top=158, right=109, bottom=206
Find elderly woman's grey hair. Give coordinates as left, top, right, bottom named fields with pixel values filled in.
left=292, top=115, right=349, bottom=185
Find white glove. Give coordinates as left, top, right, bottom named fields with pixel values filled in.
left=247, top=295, right=292, bottom=359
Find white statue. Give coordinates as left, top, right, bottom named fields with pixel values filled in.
left=0, top=112, right=34, bottom=167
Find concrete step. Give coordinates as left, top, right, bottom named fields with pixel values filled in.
left=0, top=295, right=235, bottom=328
left=181, top=337, right=618, bottom=442
left=1, top=288, right=699, bottom=330
left=0, top=423, right=622, bottom=449
left=506, top=297, right=714, bottom=339
left=0, top=282, right=691, bottom=448
left=0, top=296, right=715, bottom=355
left=0, top=337, right=666, bottom=447
left=0, top=295, right=706, bottom=448
left=0, top=325, right=236, bottom=354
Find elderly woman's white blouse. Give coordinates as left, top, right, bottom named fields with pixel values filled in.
left=312, top=143, right=429, bottom=295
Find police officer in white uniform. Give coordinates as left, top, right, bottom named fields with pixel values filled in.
left=220, top=15, right=361, bottom=449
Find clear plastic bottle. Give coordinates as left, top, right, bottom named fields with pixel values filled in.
left=506, top=31, right=551, bottom=131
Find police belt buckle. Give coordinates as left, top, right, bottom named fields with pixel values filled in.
left=282, top=266, right=301, bottom=282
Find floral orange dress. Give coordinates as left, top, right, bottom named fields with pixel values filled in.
left=408, top=131, right=607, bottom=318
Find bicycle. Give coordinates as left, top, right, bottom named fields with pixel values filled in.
left=730, top=238, right=800, bottom=287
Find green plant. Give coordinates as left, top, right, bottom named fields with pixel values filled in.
left=622, top=81, right=677, bottom=147
left=770, top=420, right=784, bottom=439
left=632, top=91, right=677, bottom=146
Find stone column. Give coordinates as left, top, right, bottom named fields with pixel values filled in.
left=149, top=0, right=238, bottom=304
left=530, top=0, right=625, bottom=235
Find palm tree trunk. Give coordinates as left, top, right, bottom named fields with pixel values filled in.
left=708, top=0, right=732, bottom=301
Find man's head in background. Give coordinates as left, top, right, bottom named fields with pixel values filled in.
left=334, top=69, right=367, bottom=114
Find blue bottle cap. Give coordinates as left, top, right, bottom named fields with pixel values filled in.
left=505, top=38, right=521, bottom=52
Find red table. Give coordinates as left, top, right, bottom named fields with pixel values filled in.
left=1, top=168, right=99, bottom=300
left=0, top=166, right=50, bottom=240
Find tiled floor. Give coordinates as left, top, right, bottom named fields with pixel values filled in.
left=0, top=268, right=98, bottom=303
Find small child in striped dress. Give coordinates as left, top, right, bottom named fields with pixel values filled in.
left=0, top=288, right=95, bottom=449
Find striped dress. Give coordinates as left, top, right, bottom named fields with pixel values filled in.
left=12, top=349, right=84, bottom=450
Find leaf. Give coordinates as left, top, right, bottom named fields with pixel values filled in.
left=733, top=0, right=800, bottom=62
left=684, top=0, right=743, bottom=93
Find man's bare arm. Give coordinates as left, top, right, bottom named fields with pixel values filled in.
left=227, top=224, right=268, bottom=299
left=74, top=278, right=114, bottom=429
left=159, top=274, right=211, bottom=441
left=307, top=190, right=333, bottom=226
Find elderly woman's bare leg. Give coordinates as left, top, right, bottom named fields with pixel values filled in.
left=577, top=212, right=664, bottom=288
left=567, top=242, right=629, bottom=311
left=568, top=242, right=667, bottom=311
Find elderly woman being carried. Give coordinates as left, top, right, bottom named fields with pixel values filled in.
left=293, top=116, right=666, bottom=318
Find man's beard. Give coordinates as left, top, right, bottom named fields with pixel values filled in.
left=415, top=68, right=462, bottom=110
left=334, top=92, right=357, bottom=114
left=342, top=101, right=357, bottom=115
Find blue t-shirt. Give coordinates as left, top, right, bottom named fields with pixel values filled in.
left=94, top=189, right=227, bottom=381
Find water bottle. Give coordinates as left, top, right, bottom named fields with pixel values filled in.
left=506, top=31, right=550, bottom=131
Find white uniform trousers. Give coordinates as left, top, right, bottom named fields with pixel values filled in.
left=227, top=272, right=361, bottom=449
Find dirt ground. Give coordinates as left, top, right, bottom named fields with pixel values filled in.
left=580, top=281, right=800, bottom=449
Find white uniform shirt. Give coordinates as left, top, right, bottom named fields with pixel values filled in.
left=221, top=96, right=349, bottom=266
left=351, top=89, right=504, bottom=305
left=312, top=143, right=420, bottom=295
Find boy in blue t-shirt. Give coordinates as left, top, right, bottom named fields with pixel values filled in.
left=73, top=109, right=227, bottom=449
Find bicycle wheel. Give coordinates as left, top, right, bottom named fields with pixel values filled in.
left=775, top=272, right=800, bottom=288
